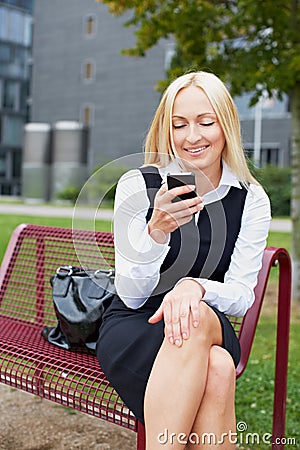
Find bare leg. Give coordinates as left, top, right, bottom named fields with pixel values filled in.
left=186, top=346, right=236, bottom=449
left=144, top=302, right=223, bottom=450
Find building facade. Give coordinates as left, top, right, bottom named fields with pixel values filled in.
left=31, top=0, right=169, bottom=173
left=31, top=0, right=291, bottom=176
left=236, top=92, right=291, bottom=167
left=15, top=0, right=291, bottom=201
left=0, top=0, right=33, bottom=195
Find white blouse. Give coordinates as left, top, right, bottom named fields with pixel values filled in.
left=113, top=161, right=271, bottom=317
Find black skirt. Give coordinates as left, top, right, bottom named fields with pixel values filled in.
left=96, top=294, right=241, bottom=425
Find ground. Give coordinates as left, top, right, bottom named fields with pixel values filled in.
left=0, top=284, right=294, bottom=450
left=0, top=384, right=136, bottom=450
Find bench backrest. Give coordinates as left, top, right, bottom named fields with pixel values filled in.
left=0, top=223, right=290, bottom=378
left=0, top=224, right=114, bottom=327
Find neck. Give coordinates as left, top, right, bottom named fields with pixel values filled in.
left=177, top=159, right=223, bottom=196
left=195, top=166, right=222, bottom=196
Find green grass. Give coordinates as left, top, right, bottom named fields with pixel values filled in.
left=235, top=303, right=300, bottom=449
left=267, top=231, right=291, bottom=252
left=0, top=214, right=112, bottom=262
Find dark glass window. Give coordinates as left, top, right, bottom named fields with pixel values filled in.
left=3, top=80, right=19, bottom=110
left=3, top=115, right=23, bottom=146
left=0, top=43, right=11, bottom=63
left=1, top=0, right=34, bottom=13
left=12, top=149, right=22, bottom=177
left=0, top=7, right=8, bottom=40
left=0, top=154, right=6, bottom=177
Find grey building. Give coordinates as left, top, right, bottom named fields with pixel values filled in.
left=31, top=0, right=169, bottom=172
left=0, top=0, right=33, bottom=195
left=236, top=92, right=291, bottom=167
left=29, top=0, right=291, bottom=200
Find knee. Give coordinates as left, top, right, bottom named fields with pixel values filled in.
left=189, top=302, right=222, bottom=345
left=205, top=346, right=236, bottom=404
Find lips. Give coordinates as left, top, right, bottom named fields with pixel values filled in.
left=184, top=145, right=209, bottom=154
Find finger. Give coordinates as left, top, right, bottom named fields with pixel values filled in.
left=167, top=184, right=196, bottom=201
left=155, top=182, right=168, bottom=199
left=171, top=303, right=182, bottom=347
left=190, top=296, right=201, bottom=328
left=162, top=298, right=174, bottom=344
left=167, top=196, right=203, bottom=219
left=148, top=305, right=163, bottom=324
left=183, top=196, right=204, bottom=210
left=179, top=301, right=190, bottom=340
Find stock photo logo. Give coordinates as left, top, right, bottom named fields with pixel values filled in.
left=157, top=421, right=297, bottom=447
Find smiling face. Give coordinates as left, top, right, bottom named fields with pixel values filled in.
left=171, top=85, right=226, bottom=182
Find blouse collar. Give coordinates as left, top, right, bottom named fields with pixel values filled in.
left=159, top=159, right=242, bottom=190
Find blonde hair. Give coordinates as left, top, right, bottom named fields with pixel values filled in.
left=144, top=71, right=257, bottom=186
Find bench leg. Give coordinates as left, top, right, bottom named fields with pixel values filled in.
left=272, top=254, right=291, bottom=450
left=136, top=421, right=146, bottom=450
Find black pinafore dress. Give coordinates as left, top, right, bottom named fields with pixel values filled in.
left=96, top=167, right=246, bottom=424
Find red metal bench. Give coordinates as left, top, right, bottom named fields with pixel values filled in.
left=0, top=224, right=291, bottom=450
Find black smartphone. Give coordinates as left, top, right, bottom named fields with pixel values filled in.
left=167, top=172, right=197, bottom=201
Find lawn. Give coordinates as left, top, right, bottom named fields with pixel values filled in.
left=0, top=214, right=298, bottom=449
left=267, top=231, right=291, bottom=253
left=235, top=296, right=299, bottom=449
left=0, top=214, right=112, bottom=263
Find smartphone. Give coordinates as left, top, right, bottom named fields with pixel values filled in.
left=167, top=172, right=197, bottom=201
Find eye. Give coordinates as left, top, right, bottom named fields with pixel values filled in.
left=173, top=124, right=186, bottom=129
left=200, top=121, right=215, bottom=127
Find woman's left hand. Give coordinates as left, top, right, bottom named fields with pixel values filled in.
left=148, top=279, right=205, bottom=347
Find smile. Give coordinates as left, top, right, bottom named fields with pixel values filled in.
left=185, top=145, right=209, bottom=154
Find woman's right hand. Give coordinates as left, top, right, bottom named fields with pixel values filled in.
left=148, top=183, right=203, bottom=243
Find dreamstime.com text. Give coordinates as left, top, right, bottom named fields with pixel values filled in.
left=157, top=422, right=297, bottom=446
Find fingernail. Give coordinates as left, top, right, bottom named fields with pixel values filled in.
left=175, top=339, right=181, bottom=347
left=169, top=336, right=174, bottom=344
left=182, top=332, right=188, bottom=339
left=193, top=321, right=199, bottom=327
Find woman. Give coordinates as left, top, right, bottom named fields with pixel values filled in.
left=96, top=71, right=271, bottom=449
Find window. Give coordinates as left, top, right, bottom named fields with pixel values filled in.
left=244, top=146, right=279, bottom=167
left=261, top=147, right=279, bottom=166
left=84, top=15, right=97, bottom=37
left=0, top=7, right=8, bottom=40
left=0, top=154, right=6, bottom=177
left=81, top=104, right=94, bottom=126
left=0, top=79, right=3, bottom=108
left=3, top=80, right=20, bottom=110
left=2, top=115, right=23, bottom=146
left=83, top=106, right=91, bottom=125
left=12, top=149, right=22, bottom=177
left=0, top=7, right=32, bottom=46
left=0, top=43, right=11, bottom=63
left=1, top=0, right=33, bottom=12
left=22, top=0, right=34, bottom=13
left=82, top=59, right=95, bottom=82
left=8, top=10, right=24, bottom=44
left=24, top=14, right=33, bottom=47
left=85, top=62, right=92, bottom=79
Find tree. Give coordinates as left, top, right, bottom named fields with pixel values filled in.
left=98, top=0, right=300, bottom=302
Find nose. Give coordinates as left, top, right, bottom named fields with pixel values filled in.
left=186, top=124, right=202, bottom=144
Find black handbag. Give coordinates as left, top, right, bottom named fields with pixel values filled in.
left=42, top=265, right=116, bottom=353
